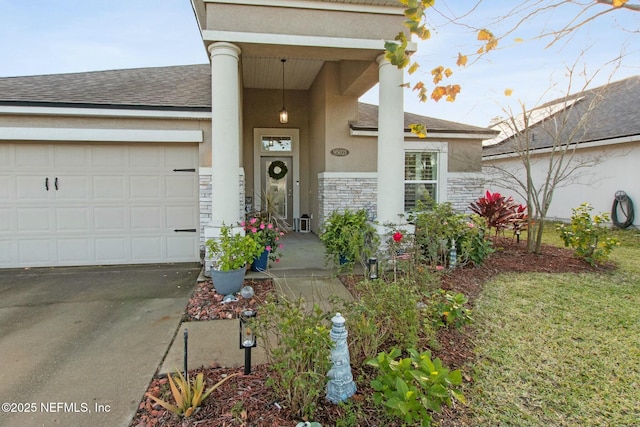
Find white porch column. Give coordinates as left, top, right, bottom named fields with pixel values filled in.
left=376, top=54, right=405, bottom=226
left=208, top=42, right=242, bottom=227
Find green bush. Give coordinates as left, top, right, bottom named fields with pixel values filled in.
left=367, top=347, right=465, bottom=427
left=320, top=209, right=379, bottom=272
left=556, top=203, right=619, bottom=266
left=410, top=200, right=493, bottom=268
left=430, top=290, right=473, bottom=329
left=254, top=295, right=332, bottom=419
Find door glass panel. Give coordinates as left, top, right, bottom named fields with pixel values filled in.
left=262, top=136, right=292, bottom=152
left=264, top=159, right=287, bottom=219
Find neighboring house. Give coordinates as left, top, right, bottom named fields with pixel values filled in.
left=0, top=0, right=496, bottom=269
left=483, top=75, right=640, bottom=227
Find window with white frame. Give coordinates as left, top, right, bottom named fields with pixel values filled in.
left=404, top=151, right=438, bottom=211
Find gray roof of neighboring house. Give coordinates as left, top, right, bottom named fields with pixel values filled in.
left=484, top=75, right=640, bottom=157
left=0, top=64, right=494, bottom=135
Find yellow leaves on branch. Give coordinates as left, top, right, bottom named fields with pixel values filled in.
left=431, top=84, right=461, bottom=102
left=504, top=88, right=513, bottom=96
left=431, top=66, right=453, bottom=84
left=456, top=53, right=468, bottom=67
left=612, top=0, right=628, bottom=7
left=477, top=28, right=498, bottom=54
left=409, top=123, right=427, bottom=138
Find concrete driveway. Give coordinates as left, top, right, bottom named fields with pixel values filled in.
left=0, top=263, right=200, bottom=427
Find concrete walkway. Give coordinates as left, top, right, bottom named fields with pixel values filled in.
left=161, top=232, right=355, bottom=374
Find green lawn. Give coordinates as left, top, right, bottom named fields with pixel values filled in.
left=468, top=227, right=640, bottom=426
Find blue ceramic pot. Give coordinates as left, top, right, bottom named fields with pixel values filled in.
left=251, top=249, right=269, bottom=272
left=210, top=266, right=246, bottom=295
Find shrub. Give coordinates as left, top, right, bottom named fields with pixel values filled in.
left=557, top=203, right=619, bottom=266
left=320, top=209, right=379, bottom=272
left=254, top=295, right=333, bottom=419
left=367, top=347, right=465, bottom=427
left=430, top=290, right=473, bottom=329
left=469, top=190, right=527, bottom=235
left=410, top=200, right=493, bottom=268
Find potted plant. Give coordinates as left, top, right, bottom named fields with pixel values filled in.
left=206, top=224, right=263, bottom=295
left=320, top=208, right=378, bottom=271
left=242, top=216, right=285, bottom=271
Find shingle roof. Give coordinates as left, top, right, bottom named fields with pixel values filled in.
left=0, top=64, right=494, bottom=135
left=354, top=102, right=496, bottom=134
left=0, top=64, right=212, bottom=110
left=484, top=75, right=640, bottom=157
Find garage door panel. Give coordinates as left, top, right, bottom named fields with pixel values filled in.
left=92, top=146, right=127, bottom=169
left=0, top=176, right=11, bottom=201
left=94, top=176, right=126, bottom=200
left=53, top=145, right=88, bottom=169
left=130, top=176, right=162, bottom=199
left=94, top=207, right=126, bottom=231
left=18, top=239, right=51, bottom=264
left=0, top=209, right=11, bottom=232
left=57, top=239, right=91, bottom=264
left=166, top=145, right=198, bottom=166
left=167, top=235, right=199, bottom=260
left=0, top=144, right=12, bottom=168
left=166, top=176, right=197, bottom=199
left=0, top=240, right=13, bottom=264
left=131, top=146, right=163, bottom=169
left=18, top=208, right=51, bottom=232
left=132, top=237, right=163, bottom=260
left=56, top=207, right=90, bottom=233
left=16, top=144, right=50, bottom=168
left=95, top=237, right=127, bottom=262
left=53, top=176, right=91, bottom=201
left=16, top=176, right=50, bottom=201
left=131, top=207, right=162, bottom=230
left=167, top=206, right=197, bottom=228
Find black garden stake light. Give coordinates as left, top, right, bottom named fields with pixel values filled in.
left=239, top=310, right=257, bottom=374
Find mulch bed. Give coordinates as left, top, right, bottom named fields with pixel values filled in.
left=183, top=279, right=275, bottom=321
left=131, top=238, right=607, bottom=427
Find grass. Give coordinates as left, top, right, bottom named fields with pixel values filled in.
left=469, top=226, right=640, bottom=427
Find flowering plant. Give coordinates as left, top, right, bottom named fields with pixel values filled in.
left=242, top=216, right=285, bottom=263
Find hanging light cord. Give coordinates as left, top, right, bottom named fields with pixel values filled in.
left=281, top=58, right=286, bottom=110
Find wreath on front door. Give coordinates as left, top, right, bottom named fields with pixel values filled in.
left=268, top=160, right=288, bottom=180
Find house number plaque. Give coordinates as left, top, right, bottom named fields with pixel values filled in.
left=330, top=148, right=350, bottom=157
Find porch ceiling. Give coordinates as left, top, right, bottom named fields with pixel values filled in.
left=311, top=0, right=400, bottom=5
left=242, top=57, right=324, bottom=90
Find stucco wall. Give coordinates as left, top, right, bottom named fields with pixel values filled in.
left=242, top=88, right=310, bottom=215
left=484, top=141, right=640, bottom=226
left=206, top=4, right=405, bottom=41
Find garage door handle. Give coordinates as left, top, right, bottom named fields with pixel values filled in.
left=45, top=177, right=49, bottom=191
left=174, top=228, right=197, bottom=232
left=54, top=177, right=59, bottom=190
left=173, top=168, right=196, bottom=172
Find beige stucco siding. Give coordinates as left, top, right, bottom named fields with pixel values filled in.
left=448, top=139, right=482, bottom=173
left=206, top=4, right=404, bottom=41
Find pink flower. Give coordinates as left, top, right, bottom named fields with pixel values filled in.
left=275, top=259, right=280, bottom=263
left=467, top=222, right=475, bottom=228
left=251, top=228, right=257, bottom=233
left=240, top=221, right=245, bottom=227
left=280, top=232, right=285, bottom=236
left=436, top=265, right=445, bottom=271
left=392, top=231, right=403, bottom=242
left=267, top=223, right=273, bottom=229
left=279, top=244, right=283, bottom=249
left=249, top=218, right=257, bottom=224
left=260, top=223, right=265, bottom=230
left=266, top=245, right=272, bottom=251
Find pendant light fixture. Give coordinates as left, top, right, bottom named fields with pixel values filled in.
left=279, top=58, right=288, bottom=124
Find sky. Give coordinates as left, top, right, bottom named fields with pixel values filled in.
left=0, top=0, right=638, bottom=128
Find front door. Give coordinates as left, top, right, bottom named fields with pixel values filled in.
left=261, top=157, right=293, bottom=227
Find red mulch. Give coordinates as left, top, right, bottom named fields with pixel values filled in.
left=131, top=238, right=607, bottom=427
left=183, top=279, right=274, bottom=321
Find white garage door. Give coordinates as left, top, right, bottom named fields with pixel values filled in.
left=0, top=142, right=200, bottom=268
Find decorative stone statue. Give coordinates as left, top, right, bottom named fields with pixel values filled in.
left=326, top=312, right=356, bottom=404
